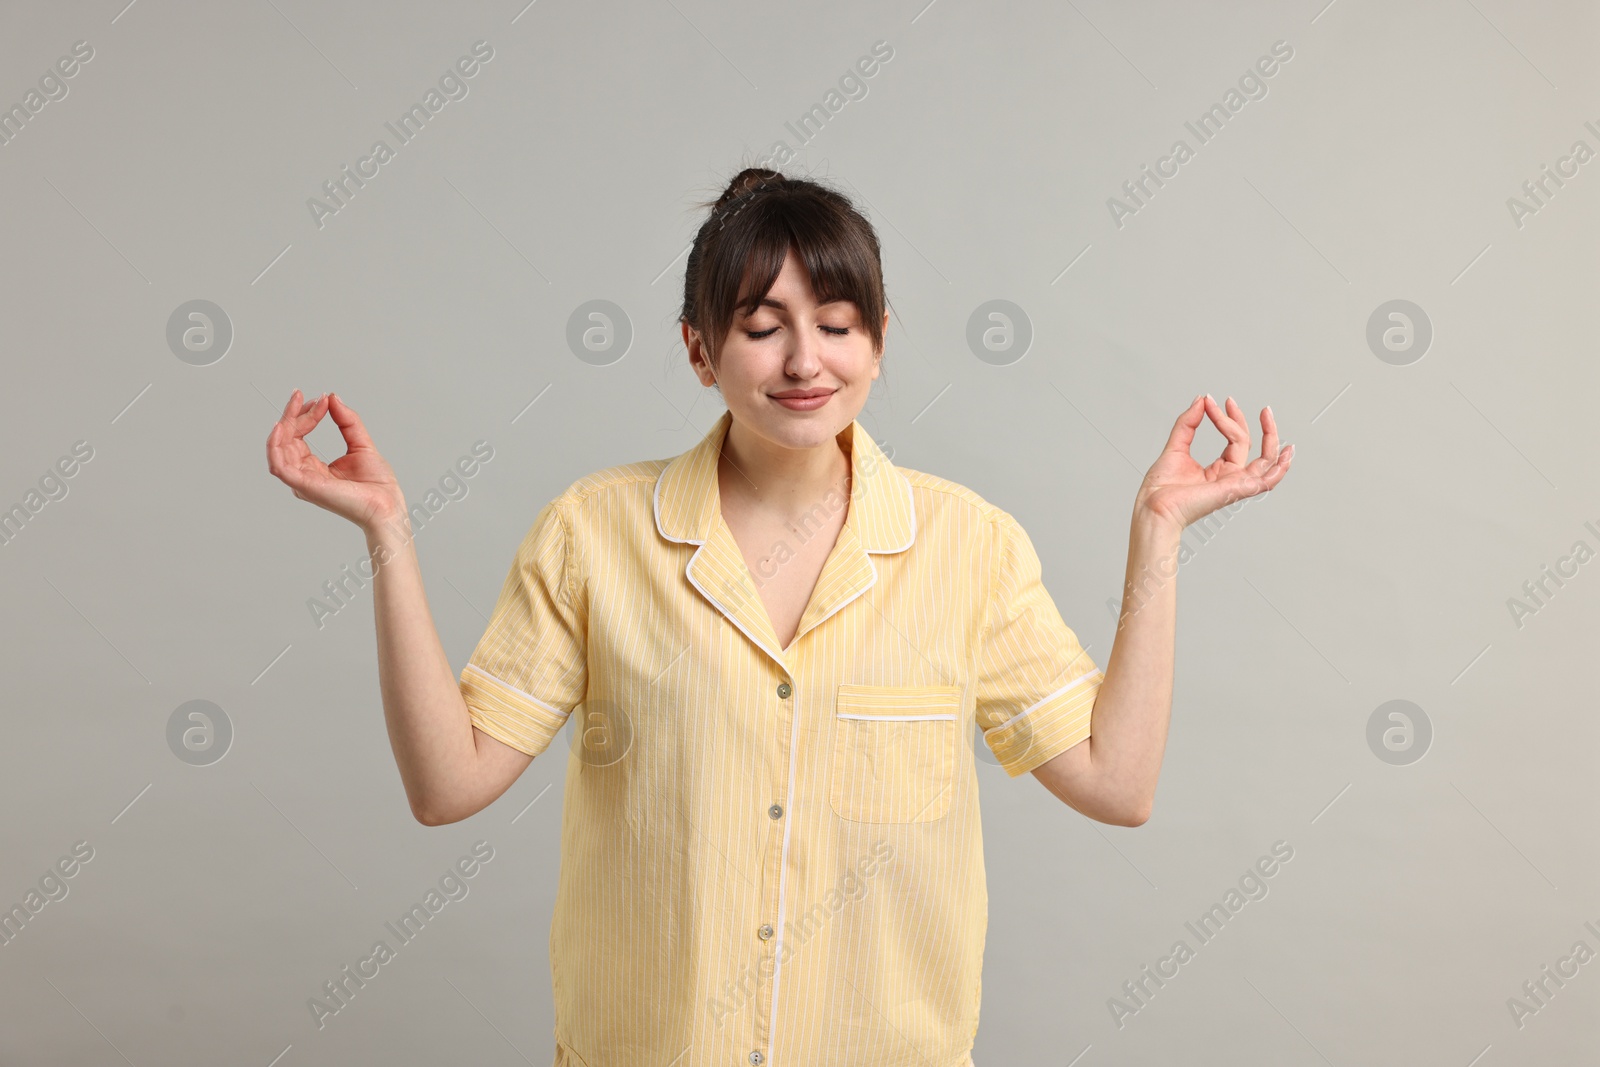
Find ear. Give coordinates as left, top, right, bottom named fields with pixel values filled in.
left=871, top=310, right=888, bottom=380
left=683, top=321, right=717, bottom=387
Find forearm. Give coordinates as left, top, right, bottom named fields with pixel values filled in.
left=1088, top=511, right=1183, bottom=822
left=364, top=501, right=480, bottom=824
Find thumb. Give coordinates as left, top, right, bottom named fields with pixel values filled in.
left=326, top=393, right=378, bottom=452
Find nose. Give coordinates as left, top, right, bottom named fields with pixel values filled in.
left=783, top=320, right=825, bottom=378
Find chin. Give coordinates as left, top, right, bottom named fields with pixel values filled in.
left=741, top=397, right=854, bottom=446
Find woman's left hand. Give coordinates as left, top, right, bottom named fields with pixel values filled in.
left=1134, top=394, right=1293, bottom=532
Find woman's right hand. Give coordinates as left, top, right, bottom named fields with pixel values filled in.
left=267, top=389, right=404, bottom=531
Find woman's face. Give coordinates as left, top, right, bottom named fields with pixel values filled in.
left=684, top=248, right=886, bottom=453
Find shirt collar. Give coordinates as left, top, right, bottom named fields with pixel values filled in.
left=653, top=408, right=915, bottom=553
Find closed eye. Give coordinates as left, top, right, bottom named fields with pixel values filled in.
left=745, top=326, right=851, bottom=339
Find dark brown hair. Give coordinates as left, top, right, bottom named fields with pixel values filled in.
left=680, top=167, right=889, bottom=375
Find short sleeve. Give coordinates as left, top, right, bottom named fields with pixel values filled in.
left=458, top=497, right=588, bottom=757
left=976, top=512, right=1104, bottom=777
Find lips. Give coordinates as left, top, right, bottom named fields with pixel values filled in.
left=770, top=389, right=836, bottom=411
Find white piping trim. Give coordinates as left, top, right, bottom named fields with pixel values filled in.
left=683, top=548, right=788, bottom=667
left=838, top=713, right=957, bottom=721
left=652, top=463, right=707, bottom=547
left=461, top=663, right=570, bottom=719
left=999, top=669, right=1104, bottom=729
left=798, top=551, right=877, bottom=636
left=767, top=643, right=804, bottom=1067
left=882, top=459, right=916, bottom=552
left=651, top=419, right=917, bottom=555
left=655, top=438, right=793, bottom=667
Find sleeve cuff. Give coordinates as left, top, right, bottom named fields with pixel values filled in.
left=987, top=669, right=1103, bottom=778
left=459, top=663, right=572, bottom=758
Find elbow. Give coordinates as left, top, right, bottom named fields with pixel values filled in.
left=411, top=800, right=461, bottom=827
left=1099, top=794, right=1152, bottom=827
left=414, top=791, right=491, bottom=826
left=1119, top=797, right=1153, bottom=827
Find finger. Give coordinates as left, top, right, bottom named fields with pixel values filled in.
left=1261, top=443, right=1294, bottom=489
left=268, top=391, right=324, bottom=473
left=1208, top=395, right=1250, bottom=466
left=1161, top=394, right=1208, bottom=455
left=1258, top=405, right=1280, bottom=463
left=289, top=393, right=330, bottom=437
left=266, top=419, right=297, bottom=480
left=325, top=392, right=377, bottom=452
left=267, top=407, right=309, bottom=475
left=269, top=417, right=330, bottom=489
left=1200, top=394, right=1241, bottom=451
left=1217, top=444, right=1293, bottom=504
left=268, top=392, right=302, bottom=463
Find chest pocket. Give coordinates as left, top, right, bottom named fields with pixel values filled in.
left=830, top=683, right=964, bottom=824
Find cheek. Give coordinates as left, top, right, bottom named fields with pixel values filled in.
left=743, top=342, right=795, bottom=375
left=842, top=341, right=878, bottom=377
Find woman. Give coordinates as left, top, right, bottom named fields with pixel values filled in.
left=266, top=168, right=1292, bottom=1066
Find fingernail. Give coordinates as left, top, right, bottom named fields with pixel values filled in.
left=1266, top=405, right=1273, bottom=418
left=1205, top=393, right=1214, bottom=402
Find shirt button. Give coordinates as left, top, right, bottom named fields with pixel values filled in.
left=758, top=923, right=774, bottom=940
left=776, top=682, right=791, bottom=699
left=749, top=1052, right=764, bottom=1065
left=768, top=803, right=783, bottom=820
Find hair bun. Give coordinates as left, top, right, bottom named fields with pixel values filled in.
left=714, top=167, right=785, bottom=209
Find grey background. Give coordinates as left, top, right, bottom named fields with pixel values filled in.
left=1, top=0, right=1596, bottom=1063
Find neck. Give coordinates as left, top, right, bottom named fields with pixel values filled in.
left=718, top=416, right=853, bottom=519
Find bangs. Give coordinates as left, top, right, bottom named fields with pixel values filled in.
left=725, top=205, right=877, bottom=318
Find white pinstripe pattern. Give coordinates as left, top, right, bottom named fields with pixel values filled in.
left=460, top=410, right=1102, bottom=1066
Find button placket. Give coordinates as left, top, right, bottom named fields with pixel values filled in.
left=754, top=677, right=795, bottom=1048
